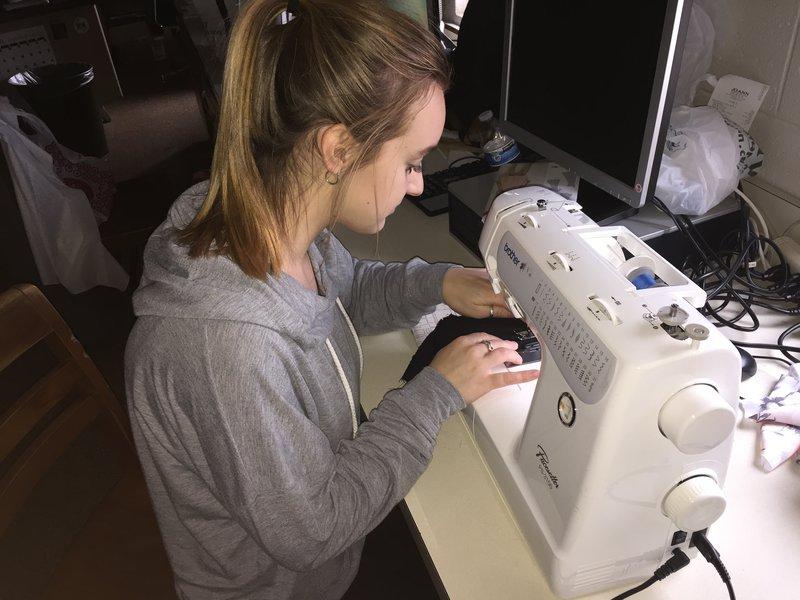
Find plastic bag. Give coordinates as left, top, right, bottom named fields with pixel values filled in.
left=17, top=113, right=116, bottom=224
left=730, top=119, right=764, bottom=178
left=0, top=97, right=128, bottom=293
left=655, top=105, right=738, bottom=215
left=673, top=3, right=715, bottom=107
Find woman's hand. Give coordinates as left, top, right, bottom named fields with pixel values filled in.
left=430, top=332, right=539, bottom=405
left=442, top=267, right=513, bottom=319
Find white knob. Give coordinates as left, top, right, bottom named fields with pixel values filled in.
left=588, top=296, right=621, bottom=325
left=547, top=251, right=571, bottom=271
left=659, top=385, right=735, bottom=454
left=520, top=214, right=540, bottom=229
left=663, top=476, right=726, bottom=531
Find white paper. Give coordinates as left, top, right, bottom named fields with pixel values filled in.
left=707, top=74, right=769, bottom=131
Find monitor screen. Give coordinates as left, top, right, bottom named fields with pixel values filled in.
left=500, top=0, right=690, bottom=209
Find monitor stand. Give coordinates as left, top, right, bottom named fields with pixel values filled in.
left=577, top=180, right=638, bottom=225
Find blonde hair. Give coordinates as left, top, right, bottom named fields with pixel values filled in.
left=179, top=0, right=450, bottom=278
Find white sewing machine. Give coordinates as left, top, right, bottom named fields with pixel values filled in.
left=469, top=186, right=740, bottom=598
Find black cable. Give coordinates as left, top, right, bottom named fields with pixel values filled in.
left=650, top=194, right=800, bottom=362
left=679, top=209, right=778, bottom=296
left=778, top=320, right=800, bottom=346
left=731, top=339, right=800, bottom=362
left=750, top=354, right=794, bottom=366
left=610, top=549, right=691, bottom=600
left=777, top=321, right=800, bottom=363
left=611, top=576, right=658, bottom=600
left=690, top=531, right=736, bottom=600
left=654, top=202, right=757, bottom=325
left=746, top=299, right=800, bottom=315
left=448, top=155, right=481, bottom=169
left=657, top=196, right=790, bottom=298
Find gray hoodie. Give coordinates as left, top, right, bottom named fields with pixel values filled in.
left=125, top=182, right=465, bottom=599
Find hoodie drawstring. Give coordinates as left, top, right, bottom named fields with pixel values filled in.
left=325, top=298, right=363, bottom=439
left=336, top=297, right=362, bottom=376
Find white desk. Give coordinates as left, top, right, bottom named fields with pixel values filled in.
left=333, top=199, right=800, bottom=600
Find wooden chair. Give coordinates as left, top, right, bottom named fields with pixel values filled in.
left=0, top=283, right=176, bottom=599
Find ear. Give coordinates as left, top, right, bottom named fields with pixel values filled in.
left=317, top=124, right=355, bottom=175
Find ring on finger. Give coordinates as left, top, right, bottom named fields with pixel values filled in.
left=481, top=339, right=495, bottom=352
left=489, top=305, right=494, bottom=318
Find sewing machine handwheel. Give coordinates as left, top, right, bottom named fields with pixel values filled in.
left=658, top=384, right=736, bottom=454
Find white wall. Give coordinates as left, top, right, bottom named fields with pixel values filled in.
left=709, top=0, right=800, bottom=239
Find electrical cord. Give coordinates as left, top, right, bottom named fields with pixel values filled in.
left=751, top=354, right=794, bottom=366
left=732, top=339, right=800, bottom=354
left=671, top=197, right=791, bottom=296
left=690, top=530, right=736, bottom=600
left=448, top=155, right=481, bottom=169
left=650, top=193, right=800, bottom=362
left=610, top=549, right=691, bottom=599
left=734, top=187, right=769, bottom=267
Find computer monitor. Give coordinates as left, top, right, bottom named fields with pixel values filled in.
left=499, top=0, right=692, bottom=223
left=386, top=0, right=430, bottom=27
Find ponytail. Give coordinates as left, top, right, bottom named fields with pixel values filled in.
left=180, top=0, right=289, bottom=277
left=179, top=0, right=449, bottom=278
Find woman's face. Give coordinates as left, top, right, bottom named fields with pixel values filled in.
left=337, top=86, right=446, bottom=234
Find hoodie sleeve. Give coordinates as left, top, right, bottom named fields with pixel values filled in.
left=167, top=331, right=465, bottom=573
left=324, top=232, right=461, bottom=335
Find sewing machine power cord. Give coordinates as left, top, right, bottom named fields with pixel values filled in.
left=690, top=530, right=737, bottom=600
left=609, top=531, right=736, bottom=600
left=609, top=548, right=689, bottom=599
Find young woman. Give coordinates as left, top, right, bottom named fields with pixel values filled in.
left=125, top=1, right=538, bottom=598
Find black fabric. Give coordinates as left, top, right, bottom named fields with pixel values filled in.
left=402, top=315, right=540, bottom=382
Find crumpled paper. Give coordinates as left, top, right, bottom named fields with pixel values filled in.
left=741, top=363, right=800, bottom=472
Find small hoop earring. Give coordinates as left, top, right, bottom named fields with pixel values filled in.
left=325, top=170, right=340, bottom=185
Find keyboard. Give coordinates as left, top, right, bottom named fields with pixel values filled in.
left=407, top=159, right=498, bottom=216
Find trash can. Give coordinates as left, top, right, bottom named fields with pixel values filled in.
left=8, top=63, right=108, bottom=158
